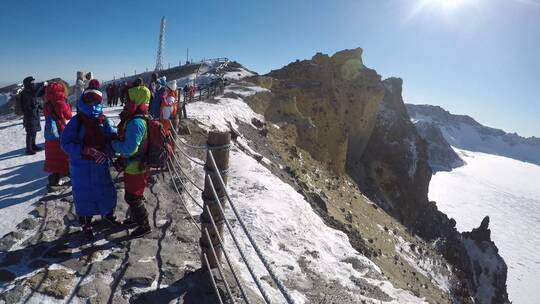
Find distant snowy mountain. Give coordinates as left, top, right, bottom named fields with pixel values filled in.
left=412, top=120, right=465, bottom=172
left=406, top=104, right=540, bottom=166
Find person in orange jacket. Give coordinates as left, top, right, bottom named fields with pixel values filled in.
left=160, top=79, right=178, bottom=136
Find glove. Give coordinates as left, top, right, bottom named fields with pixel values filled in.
left=112, top=158, right=126, bottom=173
left=82, top=147, right=107, bottom=164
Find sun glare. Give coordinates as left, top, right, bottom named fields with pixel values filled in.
left=431, top=0, right=467, bottom=10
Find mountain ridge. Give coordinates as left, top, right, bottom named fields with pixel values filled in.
left=407, top=103, right=540, bottom=166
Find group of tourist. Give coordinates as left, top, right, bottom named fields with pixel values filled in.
left=18, top=72, right=184, bottom=240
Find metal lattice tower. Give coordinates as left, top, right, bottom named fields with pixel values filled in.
left=155, top=16, right=166, bottom=71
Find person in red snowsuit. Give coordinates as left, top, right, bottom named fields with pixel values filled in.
left=43, top=82, right=73, bottom=186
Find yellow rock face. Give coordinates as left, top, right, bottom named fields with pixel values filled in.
left=247, top=48, right=384, bottom=173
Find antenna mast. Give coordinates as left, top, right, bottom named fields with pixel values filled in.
left=155, top=16, right=166, bottom=71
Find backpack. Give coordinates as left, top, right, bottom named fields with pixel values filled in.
left=144, top=117, right=172, bottom=169
left=13, top=93, right=23, bottom=116
left=126, top=115, right=172, bottom=169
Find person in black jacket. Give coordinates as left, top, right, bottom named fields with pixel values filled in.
left=21, top=76, right=45, bottom=155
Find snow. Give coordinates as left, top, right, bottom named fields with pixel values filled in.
left=0, top=117, right=47, bottom=238
left=442, top=122, right=540, bottom=165
left=462, top=238, right=502, bottom=304
left=224, top=84, right=269, bottom=97
left=429, top=148, right=540, bottom=304
left=394, top=236, right=452, bottom=293
left=409, top=107, right=540, bottom=166
left=220, top=149, right=425, bottom=303
left=223, top=68, right=255, bottom=81
left=187, top=96, right=264, bottom=132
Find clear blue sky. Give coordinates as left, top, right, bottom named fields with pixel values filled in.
left=1, top=0, right=539, bottom=136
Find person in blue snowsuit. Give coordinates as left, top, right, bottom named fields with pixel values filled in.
left=149, top=74, right=166, bottom=119
left=60, top=79, right=120, bottom=240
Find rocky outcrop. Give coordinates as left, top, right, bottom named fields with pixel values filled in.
left=248, top=48, right=384, bottom=172
left=353, top=78, right=508, bottom=303
left=462, top=217, right=509, bottom=304
left=351, top=77, right=434, bottom=233
left=413, top=121, right=465, bottom=172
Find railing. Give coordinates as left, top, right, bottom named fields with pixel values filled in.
left=167, top=124, right=296, bottom=304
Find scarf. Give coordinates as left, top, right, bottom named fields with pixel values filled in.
left=78, top=113, right=105, bottom=152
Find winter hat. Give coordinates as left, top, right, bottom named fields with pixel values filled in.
left=82, top=88, right=103, bottom=104
left=128, top=86, right=151, bottom=105
left=88, top=79, right=100, bottom=90
left=23, top=76, right=35, bottom=87
left=158, top=76, right=167, bottom=87
left=168, top=80, right=177, bottom=91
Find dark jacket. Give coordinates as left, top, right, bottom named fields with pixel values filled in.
left=21, top=82, right=43, bottom=133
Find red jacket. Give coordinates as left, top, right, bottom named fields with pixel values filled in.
left=43, top=82, right=72, bottom=174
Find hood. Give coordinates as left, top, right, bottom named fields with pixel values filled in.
left=45, top=82, right=65, bottom=102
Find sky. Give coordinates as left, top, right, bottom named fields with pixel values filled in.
left=1, top=0, right=539, bottom=137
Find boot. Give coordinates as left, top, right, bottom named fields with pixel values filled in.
left=131, top=223, right=151, bottom=238
left=25, top=133, right=35, bottom=155
left=48, top=173, right=60, bottom=186
left=31, top=133, right=42, bottom=151
left=103, top=212, right=124, bottom=226
left=130, top=202, right=151, bottom=238
left=78, top=216, right=94, bottom=241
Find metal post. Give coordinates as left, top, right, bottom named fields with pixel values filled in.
left=200, top=131, right=231, bottom=268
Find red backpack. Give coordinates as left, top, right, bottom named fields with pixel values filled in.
left=145, top=118, right=172, bottom=168
left=124, top=115, right=172, bottom=169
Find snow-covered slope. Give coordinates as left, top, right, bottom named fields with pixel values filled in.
left=407, top=104, right=540, bottom=166
left=0, top=116, right=47, bottom=238
left=429, top=148, right=540, bottom=304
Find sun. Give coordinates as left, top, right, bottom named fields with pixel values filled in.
left=430, top=0, right=467, bottom=10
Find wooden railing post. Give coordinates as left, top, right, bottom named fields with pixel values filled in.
left=200, top=131, right=231, bottom=269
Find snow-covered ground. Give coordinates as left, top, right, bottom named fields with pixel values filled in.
left=429, top=148, right=540, bottom=304
left=0, top=117, right=47, bottom=238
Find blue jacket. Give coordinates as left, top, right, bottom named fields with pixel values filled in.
left=60, top=112, right=117, bottom=217
left=149, top=87, right=165, bottom=119
left=112, top=116, right=147, bottom=175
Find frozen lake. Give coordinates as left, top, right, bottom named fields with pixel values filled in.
left=429, top=148, right=540, bottom=304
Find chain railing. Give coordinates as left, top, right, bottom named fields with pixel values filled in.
left=167, top=104, right=295, bottom=304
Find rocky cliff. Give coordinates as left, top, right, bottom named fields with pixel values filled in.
left=245, top=49, right=509, bottom=303
left=412, top=120, right=466, bottom=172
left=251, top=48, right=384, bottom=172
left=356, top=78, right=508, bottom=303
left=352, top=77, right=433, bottom=232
